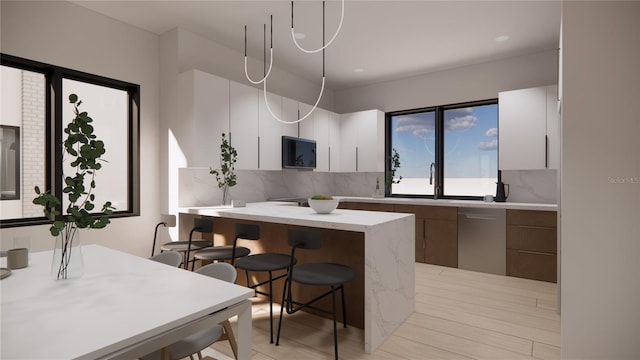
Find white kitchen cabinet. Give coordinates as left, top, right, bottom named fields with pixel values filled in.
left=281, top=97, right=299, bottom=138
left=339, top=109, right=385, bottom=172
left=230, top=81, right=258, bottom=170
left=546, top=85, right=559, bottom=169
left=328, top=111, right=341, bottom=172
left=298, top=102, right=314, bottom=140
left=498, top=85, right=559, bottom=170
left=178, top=69, right=229, bottom=167
left=313, top=108, right=330, bottom=171
left=259, top=90, right=283, bottom=170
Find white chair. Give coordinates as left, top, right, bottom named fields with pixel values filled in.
left=140, top=262, right=239, bottom=360
left=148, top=252, right=182, bottom=268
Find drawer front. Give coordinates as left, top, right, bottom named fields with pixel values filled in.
left=507, top=209, right=557, bottom=227
left=395, top=204, right=458, bottom=221
left=339, top=202, right=395, bottom=212
left=507, top=249, right=557, bottom=283
left=506, top=225, right=557, bottom=253
left=425, top=219, right=458, bottom=267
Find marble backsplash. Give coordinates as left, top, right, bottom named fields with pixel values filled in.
left=179, top=168, right=556, bottom=207
left=501, top=169, right=557, bottom=204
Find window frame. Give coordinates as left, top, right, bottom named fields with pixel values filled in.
left=385, top=98, right=498, bottom=200
left=0, top=53, right=140, bottom=228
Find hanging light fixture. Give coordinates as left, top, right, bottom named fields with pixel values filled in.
left=243, top=0, right=345, bottom=124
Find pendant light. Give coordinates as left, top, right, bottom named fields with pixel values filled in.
left=243, top=0, right=344, bottom=124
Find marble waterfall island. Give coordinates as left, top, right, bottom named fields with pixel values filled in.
left=180, top=202, right=415, bottom=353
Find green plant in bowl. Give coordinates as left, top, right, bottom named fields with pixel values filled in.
left=308, top=195, right=339, bottom=214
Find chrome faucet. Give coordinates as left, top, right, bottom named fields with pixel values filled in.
left=429, top=162, right=439, bottom=199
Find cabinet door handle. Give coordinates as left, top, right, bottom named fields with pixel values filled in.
left=545, top=135, right=549, bottom=168
left=517, top=225, right=554, bottom=230
left=356, top=146, right=359, bottom=171
left=257, top=136, right=261, bottom=169
left=328, top=146, right=331, bottom=171
left=517, top=250, right=554, bottom=256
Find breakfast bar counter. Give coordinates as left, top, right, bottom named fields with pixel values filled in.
left=180, top=202, right=415, bottom=353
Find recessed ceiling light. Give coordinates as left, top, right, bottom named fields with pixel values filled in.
left=495, top=35, right=510, bottom=42
left=354, top=68, right=364, bottom=73
left=294, top=32, right=306, bottom=39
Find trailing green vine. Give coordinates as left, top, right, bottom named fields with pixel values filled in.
left=33, top=94, right=115, bottom=237
left=386, top=148, right=402, bottom=187
left=209, top=133, right=238, bottom=189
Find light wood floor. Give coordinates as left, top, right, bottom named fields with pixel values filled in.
left=204, top=262, right=560, bottom=360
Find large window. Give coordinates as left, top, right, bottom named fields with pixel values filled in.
left=387, top=99, right=498, bottom=199
left=0, top=54, right=140, bottom=227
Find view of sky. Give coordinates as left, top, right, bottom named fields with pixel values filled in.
left=391, top=104, right=498, bottom=179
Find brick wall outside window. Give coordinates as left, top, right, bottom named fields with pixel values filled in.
left=21, top=71, right=45, bottom=218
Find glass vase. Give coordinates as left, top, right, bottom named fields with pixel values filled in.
left=222, top=185, right=231, bottom=206
left=51, top=227, right=84, bottom=280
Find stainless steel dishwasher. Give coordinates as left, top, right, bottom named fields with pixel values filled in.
left=457, top=208, right=506, bottom=275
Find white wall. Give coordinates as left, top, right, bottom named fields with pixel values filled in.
left=335, top=49, right=558, bottom=113
left=0, top=1, right=161, bottom=256
left=561, top=1, right=640, bottom=358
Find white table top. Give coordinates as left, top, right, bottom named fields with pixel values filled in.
left=181, top=202, right=413, bottom=232
left=0, top=245, right=253, bottom=360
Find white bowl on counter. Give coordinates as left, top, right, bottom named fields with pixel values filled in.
left=308, top=198, right=340, bottom=214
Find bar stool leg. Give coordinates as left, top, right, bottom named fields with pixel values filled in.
left=341, top=285, right=347, bottom=328
left=331, top=285, right=338, bottom=360
left=268, top=271, right=274, bottom=343
left=275, top=277, right=289, bottom=346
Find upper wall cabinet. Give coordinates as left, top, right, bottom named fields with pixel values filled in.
left=328, top=111, right=341, bottom=172
left=313, top=108, right=330, bottom=172
left=230, top=81, right=259, bottom=170
left=339, top=110, right=385, bottom=172
left=281, top=97, right=299, bottom=138
left=298, top=102, right=315, bottom=140
left=499, top=85, right=559, bottom=170
left=178, top=69, right=230, bottom=168
left=259, top=90, right=283, bottom=170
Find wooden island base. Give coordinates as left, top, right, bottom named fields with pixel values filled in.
left=180, top=213, right=365, bottom=329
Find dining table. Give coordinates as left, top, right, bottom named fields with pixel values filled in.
left=0, top=244, right=254, bottom=359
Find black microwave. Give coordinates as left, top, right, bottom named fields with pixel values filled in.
left=282, top=136, right=316, bottom=169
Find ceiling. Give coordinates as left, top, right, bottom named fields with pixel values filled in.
left=71, top=0, right=561, bottom=90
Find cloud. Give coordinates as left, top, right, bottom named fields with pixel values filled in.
left=477, top=139, right=498, bottom=151
left=395, top=115, right=435, bottom=137
left=448, top=107, right=473, bottom=115
left=485, top=127, right=498, bottom=137
left=445, top=115, right=477, bottom=131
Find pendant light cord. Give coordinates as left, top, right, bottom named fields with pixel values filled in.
left=244, top=16, right=273, bottom=84
left=244, top=1, right=333, bottom=124
left=291, top=0, right=344, bottom=54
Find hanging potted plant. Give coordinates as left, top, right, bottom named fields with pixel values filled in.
left=209, top=133, right=238, bottom=206
left=33, top=94, right=115, bottom=280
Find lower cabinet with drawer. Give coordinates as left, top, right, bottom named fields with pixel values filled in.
left=339, top=201, right=458, bottom=267
left=506, top=209, right=557, bottom=282
left=396, top=204, right=458, bottom=267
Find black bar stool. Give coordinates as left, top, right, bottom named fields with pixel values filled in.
left=189, top=222, right=252, bottom=270
left=151, top=214, right=176, bottom=257
left=233, top=223, right=295, bottom=344
left=276, top=229, right=356, bottom=360
left=160, top=218, right=213, bottom=270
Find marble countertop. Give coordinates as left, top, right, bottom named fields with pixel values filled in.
left=180, top=202, right=413, bottom=232
left=336, top=196, right=557, bottom=211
